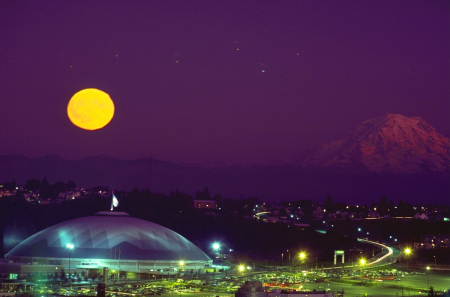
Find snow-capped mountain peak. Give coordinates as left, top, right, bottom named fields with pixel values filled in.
left=297, top=114, right=450, bottom=173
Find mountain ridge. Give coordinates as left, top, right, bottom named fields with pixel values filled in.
left=0, top=153, right=448, bottom=204
left=1, top=114, right=449, bottom=204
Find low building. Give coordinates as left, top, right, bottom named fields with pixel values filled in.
left=414, top=234, right=450, bottom=249
left=193, top=200, right=217, bottom=209
left=412, top=213, right=428, bottom=220
left=3, top=211, right=212, bottom=279
left=367, top=211, right=380, bottom=219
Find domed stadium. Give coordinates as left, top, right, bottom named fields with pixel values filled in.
left=2, top=211, right=211, bottom=278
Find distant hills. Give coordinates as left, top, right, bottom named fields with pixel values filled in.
left=1, top=114, right=448, bottom=204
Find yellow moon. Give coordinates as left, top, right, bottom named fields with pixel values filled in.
left=67, top=88, right=115, bottom=130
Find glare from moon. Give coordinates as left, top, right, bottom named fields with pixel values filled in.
left=67, top=88, right=115, bottom=130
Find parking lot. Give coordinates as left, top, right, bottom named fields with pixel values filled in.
left=11, top=266, right=449, bottom=297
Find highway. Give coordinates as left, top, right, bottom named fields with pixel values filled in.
left=358, top=238, right=401, bottom=267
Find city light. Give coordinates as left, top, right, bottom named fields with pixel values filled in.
left=404, top=248, right=411, bottom=255
left=238, top=265, right=244, bottom=272
left=212, top=243, right=220, bottom=250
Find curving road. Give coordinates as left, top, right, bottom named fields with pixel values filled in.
left=357, top=238, right=401, bottom=267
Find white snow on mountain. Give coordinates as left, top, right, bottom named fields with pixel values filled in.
left=296, top=114, right=450, bottom=173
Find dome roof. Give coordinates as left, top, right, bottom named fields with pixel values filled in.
left=5, top=212, right=210, bottom=261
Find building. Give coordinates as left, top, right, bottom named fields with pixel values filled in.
left=193, top=200, right=217, bottom=209
left=2, top=211, right=211, bottom=279
left=412, top=213, right=428, bottom=220
left=414, top=234, right=450, bottom=250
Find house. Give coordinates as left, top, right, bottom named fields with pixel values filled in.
left=23, top=192, right=38, bottom=201
left=367, top=211, right=380, bottom=219
left=0, top=190, right=15, bottom=197
left=193, top=200, right=217, bottom=209
left=59, top=190, right=82, bottom=200
left=413, top=213, right=428, bottom=220
left=414, top=234, right=450, bottom=249
left=312, top=207, right=324, bottom=219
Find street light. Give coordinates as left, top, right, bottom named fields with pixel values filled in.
left=212, top=243, right=220, bottom=259
left=66, top=243, right=74, bottom=287
left=404, top=248, right=412, bottom=271
left=359, top=259, right=366, bottom=276
left=360, top=258, right=366, bottom=272
left=426, top=266, right=430, bottom=288
left=299, top=252, right=306, bottom=271
left=238, top=265, right=245, bottom=274
left=179, top=261, right=184, bottom=276
left=54, top=267, right=58, bottom=287
left=179, top=261, right=185, bottom=297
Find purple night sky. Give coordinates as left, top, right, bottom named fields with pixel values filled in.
left=1, top=0, right=449, bottom=166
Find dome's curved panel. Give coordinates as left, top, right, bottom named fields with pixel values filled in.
left=5, top=212, right=210, bottom=261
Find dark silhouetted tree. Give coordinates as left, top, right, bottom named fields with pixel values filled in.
left=66, top=180, right=76, bottom=190
left=40, top=177, right=52, bottom=198
left=195, top=187, right=210, bottom=200
left=325, top=195, right=333, bottom=213
left=25, top=179, right=41, bottom=191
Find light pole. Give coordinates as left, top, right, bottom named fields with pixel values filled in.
left=179, top=261, right=184, bottom=278
left=426, top=266, right=430, bottom=289
left=212, top=243, right=220, bottom=259
left=239, top=265, right=245, bottom=275
left=179, top=261, right=184, bottom=297
left=404, top=248, right=411, bottom=272
left=433, top=255, right=436, bottom=269
left=299, top=252, right=306, bottom=271
left=360, top=259, right=366, bottom=274
left=66, top=243, right=74, bottom=287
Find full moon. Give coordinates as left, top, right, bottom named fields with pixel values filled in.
left=67, top=88, right=115, bottom=130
